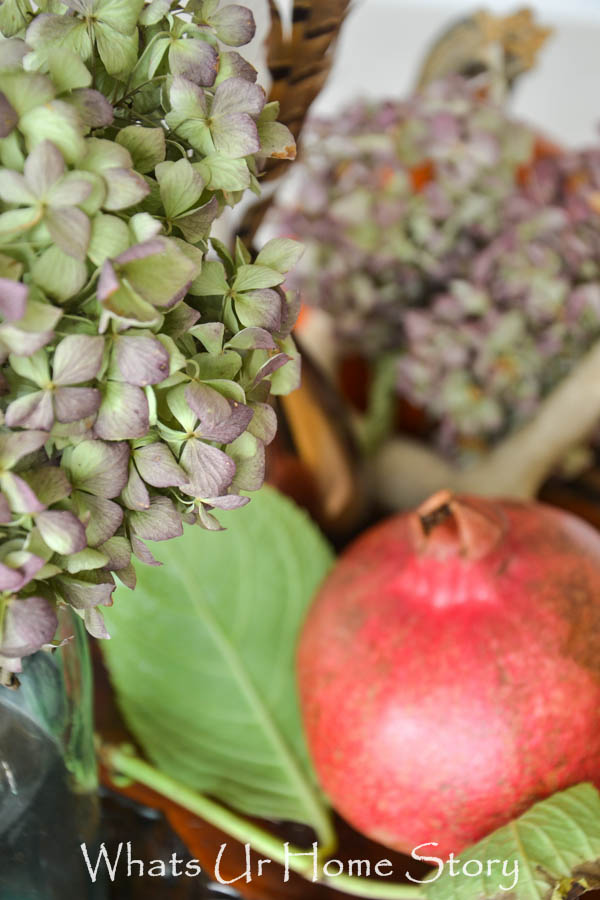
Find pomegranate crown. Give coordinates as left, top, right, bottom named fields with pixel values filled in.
left=410, top=490, right=506, bottom=560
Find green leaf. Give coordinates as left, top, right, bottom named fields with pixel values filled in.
left=139, top=0, right=171, bottom=25
left=270, top=335, right=301, bottom=395
left=194, top=349, right=241, bottom=381
left=47, top=48, right=92, bottom=92
left=156, top=157, right=204, bottom=219
left=0, top=207, right=40, bottom=238
left=129, top=212, right=162, bottom=243
left=233, top=264, right=284, bottom=292
left=26, top=13, right=92, bottom=61
left=94, top=22, right=139, bottom=79
left=0, top=71, right=54, bottom=117
left=60, top=547, right=109, bottom=574
left=116, top=126, right=166, bottom=174
left=102, top=486, right=334, bottom=834
left=424, top=784, right=600, bottom=900
left=119, top=239, right=198, bottom=306
left=195, top=154, right=250, bottom=191
left=88, top=213, right=130, bottom=266
left=256, top=238, right=304, bottom=274
left=189, top=322, right=224, bottom=354
left=95, top=0, right=144, bottom=34
left=257, top=121, right=296, bottom=160
left=31, top=245, right=87, bottom=301
left=258, top=101, right=280, bottom=124
left=0, top=0, right=29, bottom=37
left=9, top=349, right=49, bottom=387
left=19, top=100, right=85, bottom=164
left=188, top=258, right=229, bottom=296
left=82, top=136, right=132, bottom=172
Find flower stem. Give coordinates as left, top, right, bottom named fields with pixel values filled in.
left=102, top=744, right=425, bottom=900
left=359, top=354, right=399, bottom=456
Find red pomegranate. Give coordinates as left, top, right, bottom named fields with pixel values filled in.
left=297, top=490, right=600, bottom=857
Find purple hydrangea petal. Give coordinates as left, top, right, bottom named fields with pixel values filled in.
left=251, top=352, right=291, bottom=387
left=23, top=466, right=71, bottom=506
left=206, top=494, right=250, bottom=510
left=133, top=442, right=187, bottom=488
left=163, top=302, right=201, bottom=339
left=36, top=509, right=87, bottom=555
left=47, top=177, right=93, bottom=208
left=97, top=259, right=120, bottom=301
left=54, top=387, right=102, bottom=423
left=198, top=401, right=254, bottom=444
left=211, top=112, right=260, bottom=158
left=129, top=533, right=160, bottom=566
left=68, top=439, right=130, bottom=498
left=5, top=390, right=54, bottom=430
left=52, top=334, right=104, bottom=385
left=102, top=168, right=150, bottom=211
left=226, top=327, right=277, bottom=351
left=83, top=606, right=110, bottom=639
left=184, top=381, right=230, bottom=423
left=169, top=39, right=218, bottom=86
left=45, top=207, right=90, bottom=261
left=180, top=437, right=236, bottom=498
left=129, top=495, right=183, bottom=542
left=0, top=278, right=28, bottom=321
left=207, top=5, right=255, bottom=47
left=0, top=552, right=44, bottom=592
left=24, top=140, right=65, bottom=196
left=212, top=77, right=265, bottom=118
left=98, top=536, right=131, bottom=571
left=248, top=402, right=277, bottom=444
left=175, top=196, right=219, bottom=242
left=114, top=334, right=170, bottom=386
left=5, top=551, right=46, bottom=588
left=0, top=322, right=55, bottom=356
left=55, top=572, right=115, bottom=610
left=68, top=88, right=114, bottom=128
left=0, top=493, right=12, bottom=523
left=217, top=51, right=257, bottom=83
left=0, top=595, right=57, bottom=659
left=186, top=381, right=254, bottom=442
left=0, top=430, right=48, bottom=467
left=278, top=289, right=301, bottom=337
left=115, top=561, right=137, bottom=589
left=0, top=562, right=30, bottom=591
left=0, top=92, right=18, bottom=138
left=234, top=288, right=282, bottom=330
left=95, top=381, right=149, bottom=440
left=1, top=473, right=46, bottom=514
left=196, top=503, right=224, bottom=531
left=73, top=491, right=124, bottom=547
left=121, top=461, right=151, bottom=511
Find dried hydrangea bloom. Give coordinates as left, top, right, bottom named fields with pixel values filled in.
left=0, top=0, right=302, bottom=679
left=275, top=77, right=600, bottom=460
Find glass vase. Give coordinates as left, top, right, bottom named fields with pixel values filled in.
left=0, top=607, right=103, bottom=899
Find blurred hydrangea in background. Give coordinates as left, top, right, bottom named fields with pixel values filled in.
left=0, top=0, right=301, bottom=680
left=275, top=77, right=600, bottom=460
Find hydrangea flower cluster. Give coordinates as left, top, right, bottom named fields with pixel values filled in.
left=0, top=0, right=301, bottom=680
left=276, top=77, right=600, bottom=459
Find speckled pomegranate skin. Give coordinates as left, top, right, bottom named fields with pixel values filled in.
left=297, top=496, right=600, bottom=857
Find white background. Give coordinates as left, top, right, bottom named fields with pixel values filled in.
left=245, top=0, right=600, bottom=147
